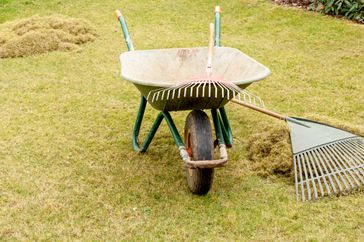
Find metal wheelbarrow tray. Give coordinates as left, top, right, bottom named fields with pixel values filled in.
left=120, top=47, right=270, bottom=111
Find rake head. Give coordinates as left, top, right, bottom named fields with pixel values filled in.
left=147, top=77, right=242, bottom=103
left=287, top=118, right=364, bottom=201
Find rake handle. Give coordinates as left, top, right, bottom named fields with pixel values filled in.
left=231, top=98, right=287, bottom=120
left=206, top=23, right=214, bottom=76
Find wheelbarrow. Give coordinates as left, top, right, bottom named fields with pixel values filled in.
left=116, top=7, right=270, bottom=194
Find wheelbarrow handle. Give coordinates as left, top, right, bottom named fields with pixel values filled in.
left=115, top=9, right=122, bottom=19
left=115, top=9, right=134, bottom=51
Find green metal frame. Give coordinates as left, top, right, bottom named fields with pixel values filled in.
left=132, top=97, right=184, bottom=152
left=118, top=9, right=233, bottom=154
left=215, top=8, right=233, bottom=147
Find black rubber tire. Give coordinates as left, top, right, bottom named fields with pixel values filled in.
left=184, top=110, right=214, bottom=195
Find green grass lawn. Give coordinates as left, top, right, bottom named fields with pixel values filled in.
left=1, top=0, right=363, bottom=240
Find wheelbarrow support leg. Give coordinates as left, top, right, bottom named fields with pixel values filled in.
left=218, top=108, right=233, bottom=147
left=132, top=96, right=147, bottom=151
left=132, top=97, right=185, bottom=155
left=211, top=109, right=228, bottom=160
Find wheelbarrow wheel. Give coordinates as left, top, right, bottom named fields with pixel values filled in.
left=184, top=110, right=214, bottom=195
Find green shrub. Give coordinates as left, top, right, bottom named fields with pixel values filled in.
left=311, top=0, right=364, bottom=23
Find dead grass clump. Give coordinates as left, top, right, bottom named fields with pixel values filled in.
left=247, top=122, right=293, bottom=178
left=0, top=15, right=97, bottom=58
left=247, top=115, right=362, bottom=179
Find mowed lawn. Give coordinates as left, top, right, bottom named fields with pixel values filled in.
left=1, top=0, right=363, bottom=240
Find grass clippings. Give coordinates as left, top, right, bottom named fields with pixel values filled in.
left=0, top=15, right=97, bottom=58
left=247, top=122, right=293, bottom=178
left=247, top=115, right=363, bottom=179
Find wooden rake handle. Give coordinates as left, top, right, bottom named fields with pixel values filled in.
left=231, top=98, right=287, bottom=120
left=231, top=99, right=311, bottom=128
left=206, top=23, right=215, bottom=76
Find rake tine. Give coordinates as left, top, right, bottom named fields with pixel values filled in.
left=155, top=89, right=161, bottom=102
left=149, top=88, right=164, bottom=102
left=184, top=83, right=193, bottom=97
left=166, top=84, right=182, bottom=99
left=162, top=86, right=177, bottom=100
left=337, top=142, right=364, bottom=174
left=324, top=145, right=353, bottom=191
left=219, top=82, right=228, bottom=98
left=208, top=81, right=212, bottom=98
left=343, top=141, right=364, bottom=162
left=224, top=82, right=239, bottom=98
left=313, top=149, right=337, bottom=195
left=296, top=154, right=306, bottom=201
left=307, top=151, right=325, bottom=198
left=178, top=83, right=190, bottom=98
left=300, top=153, right=311, bottom=201
left=225, top=82, right=242, bottom=93
left=212, top=81, right=218, bottom=98
left=215, top=81, right=225, bottom=98
left=347, top=139, right=364, bottom=153
left=171, top=88, right=176, bottom=99
left=182, top=83, right=188, bottom=98
left=327, top=144, right=360, bottom=188
left=152, top=90, right=159, bottom=102
left=316, top=148, right=343, bottom=194
left=348, top=140, right=364, bottom=158
left=338, top=147, right=364, bottom=187
left=220, top=81, right=241, bottom=99
left=218, top=82, right=231, bottom=99
left=303, top=152, right=318, bottom=200
left=309, top=150, right=331, bottom=197
left=352, top=137, right=364, bottom=146
left=320, top=147, right=349, bottom=193
left=351, top=137, right=364, bottom=145
left=146, top=91, right=152, bottom=101
left=342, top=141, right=364, bottom=157
left=334, top=142, right=363, bottom=181
left=196, top=82, right=204, bottom=97
left=190, top=82, right=198, bottom=97
left=151, top=91, right=156, bottom=102
left=166, top=89, right=172, bottom=100
left=293, top=155, right=299, bottom=201
left=148, top=91, right=155, bottom=102
left=202, top=82, right=206, bottom=98
left=222, top=83, right=231, bottom=100
left=160, top=89, right=167, bottom=100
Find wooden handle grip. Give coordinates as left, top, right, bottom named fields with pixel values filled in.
left=115, top=10, right=122, bottom=19
left=206, top=23, right=215, bottom=76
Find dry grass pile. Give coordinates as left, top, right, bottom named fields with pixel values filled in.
left=247, top=122, right=293, bottom=178
left=247, top=115, right=363, bottom=178
left=0, top=15, right=97, bottom=58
